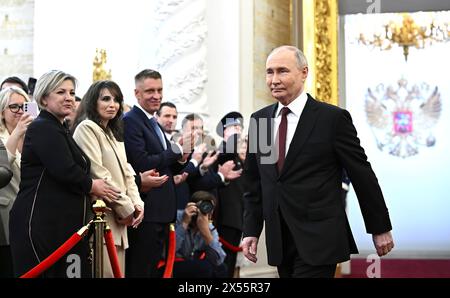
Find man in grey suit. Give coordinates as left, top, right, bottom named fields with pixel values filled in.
left=241, top=45, right=394, bottom=278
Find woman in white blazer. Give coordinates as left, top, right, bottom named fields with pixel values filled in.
left=72, top=80, right=144, bottom=277
left=0, top=87, right=33, bottom=277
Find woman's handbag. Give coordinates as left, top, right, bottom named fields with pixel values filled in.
left=0, top=139, right=13, bottom=188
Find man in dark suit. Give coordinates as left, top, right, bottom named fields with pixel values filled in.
left=156, top=101, right=178, bottom=140
left=174, top=113, right=242, bottom=210
left=123, top=69, right=191, bottom=277
left=214, top=111, right=246, bottom=277
left=241, top=45, right=394, bottom=278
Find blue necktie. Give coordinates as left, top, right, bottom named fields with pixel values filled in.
left=150, top=117, right=167, bottom=150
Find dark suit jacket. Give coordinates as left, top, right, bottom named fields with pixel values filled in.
left=243, top=94, right=392, bottom=266
left=215, top=140, right=245, bottom=232
left=123, top=106, right=183, bottom=223
left=175, top=162, right=225, bottom=210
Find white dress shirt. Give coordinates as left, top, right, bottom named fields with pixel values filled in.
left=273, top=92, right=308, bottom=157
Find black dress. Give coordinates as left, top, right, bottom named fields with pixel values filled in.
left=9, top=110, right=93, bottom=278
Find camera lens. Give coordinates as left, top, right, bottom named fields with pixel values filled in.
left=196, top=200, right=214, bottom=214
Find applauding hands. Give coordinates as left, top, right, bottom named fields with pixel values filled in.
left=139, top=169, right=169, bottom=193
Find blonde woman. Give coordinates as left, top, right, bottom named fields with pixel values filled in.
left=72, top=80, right=145, bottom=277
left=0, top=87, right=33, bottom=277
left=9, top=71, right=119, bottom=277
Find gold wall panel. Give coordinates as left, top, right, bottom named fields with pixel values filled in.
left=302, top=0, right=338, bottom=106
left=254, top=0, right=291, bottom=109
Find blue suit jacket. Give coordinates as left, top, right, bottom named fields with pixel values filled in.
left=123, top=106, right=183, bottom=223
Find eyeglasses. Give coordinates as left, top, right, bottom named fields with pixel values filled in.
left=8, top=104, right=24, bottom=113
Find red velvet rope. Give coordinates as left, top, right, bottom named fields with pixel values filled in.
left=163, top=223, right=176, bottom=278
left=219, top=236, right=243, bottom=253
left=157, top=257, right=185, bottom=270
left=104, top=228, right=123, bottom=278
left=20, top=222, right=91, bottom=278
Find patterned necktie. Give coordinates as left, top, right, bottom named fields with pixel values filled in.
left=277, top=107, right=291, bottom=172
left=150, top=117, right=167, bottom=150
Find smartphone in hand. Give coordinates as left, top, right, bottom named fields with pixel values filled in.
left=24, top=102, right=39, bottom=118
left=27, top=77, right=37, bottom=96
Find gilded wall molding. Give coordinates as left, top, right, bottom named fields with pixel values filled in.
left=302, top=0, right=338, bottom=106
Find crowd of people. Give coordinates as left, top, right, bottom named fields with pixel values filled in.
left=0, top=45, right=393, bottom=279
left=0, top=69, right=247, bottom=278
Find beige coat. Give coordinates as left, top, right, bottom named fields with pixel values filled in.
left=73, top=120, right=144, bottom=248
left=0, top=129, right=21, bottom=245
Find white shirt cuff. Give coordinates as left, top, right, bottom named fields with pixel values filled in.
left=342, top=182, right=350, bottom=191
left=217, top=172, right=228, bottom=185
left=190, top=159, right=199, bottom=168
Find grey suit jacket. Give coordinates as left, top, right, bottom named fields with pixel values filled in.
left=0, top=129, right=21, bottom=245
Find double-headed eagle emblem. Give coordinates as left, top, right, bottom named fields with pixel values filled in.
left=365, top=79, right=442, bottom=158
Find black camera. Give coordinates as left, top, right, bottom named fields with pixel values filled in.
left=196, top=200, right=214, bottom=215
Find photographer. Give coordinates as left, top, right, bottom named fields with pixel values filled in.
left=171, top=191, right=227, bottom=278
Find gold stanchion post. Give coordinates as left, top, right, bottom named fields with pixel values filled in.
left=92, top=200, right=107, bottom=278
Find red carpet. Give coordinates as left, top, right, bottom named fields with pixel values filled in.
left=342, top=258, right=450, bottom=278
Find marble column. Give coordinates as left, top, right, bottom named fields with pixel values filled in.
left=149, top=0, right=208, bottom=130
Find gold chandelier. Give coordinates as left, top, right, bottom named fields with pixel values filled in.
left=358, top=13, right=449, bottom=61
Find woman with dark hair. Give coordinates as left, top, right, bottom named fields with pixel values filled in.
left=0, top=76, right=29, bottom=94
left=9, top=70, right=119, bottom=278
left=72, top=80, right=144, bottom=277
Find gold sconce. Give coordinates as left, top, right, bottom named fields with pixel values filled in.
left=358, top=13, right=449, bottom=61
left=92, top=48, right=112, bottom=82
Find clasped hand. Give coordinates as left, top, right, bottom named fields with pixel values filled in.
left=90, top=178, right=121, bottom=202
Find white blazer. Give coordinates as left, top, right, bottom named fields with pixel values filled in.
left=73, top=120, right=144, bottom=248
